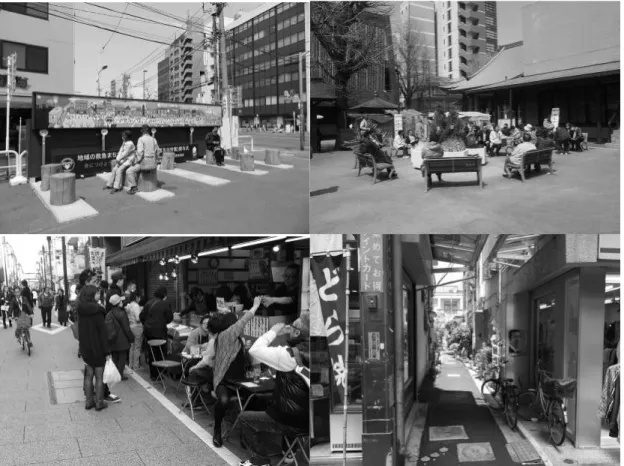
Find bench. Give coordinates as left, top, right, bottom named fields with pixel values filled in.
left=421, top=156, right=483, bottom=193
left=354, top=149, right=396, bottom=184
left=314, top=124, right=338, bottom=152
left=506, top=149, right=554, bottom=182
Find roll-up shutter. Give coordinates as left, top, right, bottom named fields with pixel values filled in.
left=146, top=260, right=178, bottom=311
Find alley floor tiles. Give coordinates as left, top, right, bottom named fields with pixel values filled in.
left=457, top=442, right=496, bottom=462
left=429, top=425, right=469, bottom=441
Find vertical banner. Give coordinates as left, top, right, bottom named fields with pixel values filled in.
left=88, top=247, right=106, bottom=275
left=311, top=254, right=348, bottom=404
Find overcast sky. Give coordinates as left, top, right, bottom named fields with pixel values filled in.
left=3, top=235, right=48, bottom=274
left=68, top=2, right=262, bottom=96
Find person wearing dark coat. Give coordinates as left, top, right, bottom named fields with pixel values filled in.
left=20, top=280, right=33, bottom=310
left=78, top=285, right=111, bottom=411
left=107, top=294, right=135, bottom=381
left=140, top=286, right=173, bottom=380
left=55, top=289, right=68, bottom=326
left=106, top=273, right=124, bottom=312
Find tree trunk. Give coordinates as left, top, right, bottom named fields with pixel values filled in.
left=334, top=72, right=351, bottom=151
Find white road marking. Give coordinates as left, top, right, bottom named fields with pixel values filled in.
left=224, top=156, right=293, bottom=169
left=157, top=166, right=231, bottom=185
left=96, top=173, right=175, bottom=201
left=30, top=181, right=99, bottom=223
left=189, top=159, right=268, bottom=176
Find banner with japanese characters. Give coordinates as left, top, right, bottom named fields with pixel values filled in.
left=311, top=254, right=348, bottom=404
left=88, top=247, right=106, bottom=276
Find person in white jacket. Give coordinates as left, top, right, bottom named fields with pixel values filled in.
left=393, top=130, right=408, bottom=157
left=105, top=130, right=136, bottom=193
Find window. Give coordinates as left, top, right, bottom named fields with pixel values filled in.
left=472, top=32, right=480, bottom=40
left=442, top=299, right=460, bottom=312
left=2, top=2, right=48, bottom=20
left=473, top=46, right=480, bottom=54
left=460, top=43, right=466, bottom=51
left=0, top=40, right=48, bottom=73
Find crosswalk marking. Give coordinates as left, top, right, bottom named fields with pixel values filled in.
left=157, top=166, right=231, bottom=185
left=224, top=156, right=294, bottom=170
left=31, top=323, right=68, bottom=335
left=96, top=174, right=175, bottom=201
left=189, top=159, right=268, bottom=176
left=30, top=181, right=99, bottom=223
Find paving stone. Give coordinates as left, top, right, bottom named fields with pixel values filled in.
left=457, top=442, right=496, bottom=462
left=55, top=387, right=85, bottom=404
left=114, top=415, right=171, bottom=432
left=77, top=426, right=181, bottom=458
left=2, top=437, right=81, bottom=465
left=31, top=450, right=146, bottom=466
left=429, top=425, right=469, bottom=441
left=68, top=401, right=155, bottom=422
left=53, top=379, right=83, bottom=389
left=25, top=419, right=122, bottom=443
left=0, top=426, right=25, bottom=446
left=137, top=442, right=230, bottom=466
left=51, top=370, right=83, bottom=382
left=0, top=400, right=27, bottom=413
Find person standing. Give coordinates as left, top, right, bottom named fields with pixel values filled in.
left=78, top=285, right=110, bottom=411
left=126, top=124, right=160, bottom=195
left=31, top=288, right=38, bottom=308
left=205, top=127, right=223, bottom=166
left=56, top=289, right=68, bottom=326
left=40, top=287, right=54, bottom=328
left=1, top=286, right=12, bottom=329
left=107, top=294, right=134, bottom=381
left=106, top=273, right=125, bottom=312
left=21, top=280, right=33, bottom=310
left=126, top=292, right=144, bottom=370
left=140, top=287, right=173, bottom=381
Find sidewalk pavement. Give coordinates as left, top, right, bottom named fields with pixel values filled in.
left=0, top=153, right=309, bottom=234
left=310, top=147, right=620, bottom=233
left=0, top=307, right=240, bottom=466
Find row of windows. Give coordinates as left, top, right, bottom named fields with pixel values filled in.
left=460, top=43, right=481, bottom=54
left=458, top=2, right=480, bottom=12
left=243, top=94, right=300, bottom=108
left=278, top=31, right=304, bottom=49
left=277, top=13, right=305, bottom=31
left=0, top=40, right=48, bottom=74
left=2, top=2, right=48, bottom=20
left=234, top=2, right=300, bottom=33
left=460, top=15, right=479, bottom=26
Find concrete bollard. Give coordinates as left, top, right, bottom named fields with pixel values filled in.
left=240, top=152, right=255, bottom=172
left=265, top=149, right=281, bottom=166
left=230, top=147, right=240, bottom=161
left=41, top=163, right=62, bottom=191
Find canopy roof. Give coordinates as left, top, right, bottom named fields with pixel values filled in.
left=350, top=97, right=398, bottom=111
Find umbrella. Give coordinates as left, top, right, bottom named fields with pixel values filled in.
left=350, top=97, right=399, bottom=111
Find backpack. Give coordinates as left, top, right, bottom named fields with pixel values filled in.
left=105, top=311, right=118, bottom=341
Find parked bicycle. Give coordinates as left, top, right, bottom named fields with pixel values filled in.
left=481, top=358, right=519, bottom=429
left=517, top=360, right=577, bottom=446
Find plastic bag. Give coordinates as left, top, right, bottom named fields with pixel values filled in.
left=103, top=357, right=121, bottom=387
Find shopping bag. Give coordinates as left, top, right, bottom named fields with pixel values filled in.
left=103, top=358, right=121, bottom=387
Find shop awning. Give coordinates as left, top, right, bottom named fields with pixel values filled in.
left=350, top=97, right=398, bottom=111
left=429, top=235, right=488, bottom=268
left=485, top=235, right=547, bottom=270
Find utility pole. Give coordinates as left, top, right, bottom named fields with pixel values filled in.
left=143, top=70, right=147, bottom=99
left=61, top=237, right=69, bottom=298
left=1, top=237, right=8, bottom=288
left=212, top=13, right=220, bottom=102
left=5, top=52, right=16, bottom=155
left=298, top=52, right=305, bottom=151
left=41, top=245, right=47, bottom=289
left=47, top=236, right=54, bottom=291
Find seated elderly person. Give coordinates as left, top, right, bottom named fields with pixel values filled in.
left=503, top=132, right=537, bottom=178
left=359, top=131, right=397, bottom=179
left=393, top=130, right=408, bottom=157
left=523, top=124, right=537, bottom=144
left=183, top=315, right=212, bottom=353
left=569, top=123, right=584, bottom=152
left=532, top=127, right=556, bottom=172
left=186, top=316, right=218, bottom=391
left=421, top=136, right=444, bottom=183
left=238, top=313, right=310, bottom=466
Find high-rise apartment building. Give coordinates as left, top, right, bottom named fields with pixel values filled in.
left=396, top=1, right=437, bottom=69
left=434, top=1, right=497, bottom=81
left=157, top=57, right=169, bottom=101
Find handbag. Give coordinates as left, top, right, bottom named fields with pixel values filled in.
left=103, top=357, right=121, bottom=386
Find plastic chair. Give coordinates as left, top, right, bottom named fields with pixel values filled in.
left=147, top=339, right=180, bottom=394
left=178, top=358, right=213, bottom=420
left=276, top=429, right=310, bottom=466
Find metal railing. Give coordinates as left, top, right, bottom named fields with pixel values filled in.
left=0, top=150, right=28, bottom=185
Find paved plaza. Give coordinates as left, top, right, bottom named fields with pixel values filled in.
left=310, top=147, right=620, bottom=233
left=0, top=145, right=309, bottom=234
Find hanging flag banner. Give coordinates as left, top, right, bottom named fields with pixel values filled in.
left=88, top=247, right=106, bottom=275
left=311, top=254, right=347, bottom=404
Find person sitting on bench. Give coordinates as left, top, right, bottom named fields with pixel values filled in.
left=504, top=132, right=536, bottom=178
left=126, top=125, right=160, bottom=195
left=569, top=123, right=584, bottom=152
left=422, top=135, right=444, bottom=183
left=393, top=130, right=408, bottom=157
left=104, top=130, right=136, bottom=193
left=359, top=131, right=397, bottom=178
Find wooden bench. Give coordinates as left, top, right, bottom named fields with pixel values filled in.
left=506, top=149, right=554, bottom=182
left=422, top=156, right=483, bottom=193
left=354, top=149, right=396, bottom=185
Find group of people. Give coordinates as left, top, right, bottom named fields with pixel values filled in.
left=104, top=124, right=161, bottom=195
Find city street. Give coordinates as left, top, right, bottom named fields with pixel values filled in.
left=0, top=305, right=241, bottom=466
left=0, top=148, right=309, bottom=234
left=310, top=147, right=619, bottom=233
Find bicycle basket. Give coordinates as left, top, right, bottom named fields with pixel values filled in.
left=544, top=377, right=577, bottom=398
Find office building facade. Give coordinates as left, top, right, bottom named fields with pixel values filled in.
left=226, top=2, right=307, bottom=129
left=435, top=1, right=497, bottom=81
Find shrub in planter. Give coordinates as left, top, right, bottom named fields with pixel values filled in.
left=474, top=345, right=493, bottom=380
left=431, top=106, right=468, bottom=153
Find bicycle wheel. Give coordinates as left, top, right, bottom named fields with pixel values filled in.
left=504, top=388, right=518, bottom=429
left=26, top=334, right=31, bottom=356
left=21, top=333, right=25, bottom=350
left=547, top=398, right=567, bottom=446
left=481, top=379, right=503, bottom=410
left=517, top=390, right=539, bottom=421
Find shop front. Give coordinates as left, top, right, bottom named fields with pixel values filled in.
left=480, top=234, right=620, bottom=448
left=310, top=234, right=435, bottom=466
left=106, top=235, right=310, bottom=358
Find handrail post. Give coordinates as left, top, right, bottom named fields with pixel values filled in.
left=9, top=150, right=27, bottom=186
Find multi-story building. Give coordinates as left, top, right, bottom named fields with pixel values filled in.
left=226, top=2, right=308, bottom=129
left=0, top=3, right=74, bottom=150
left=434, top=1, right=497, bottom=81
left=396, top=2, right=437, bottom=73
left=433, top=281, right=465, bottom=320
left=156, top=57, right=169, bottom=101
left=109, top=79, right=117, bottom=99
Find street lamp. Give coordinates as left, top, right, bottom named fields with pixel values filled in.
left=97, top=65, right=108, bottom=97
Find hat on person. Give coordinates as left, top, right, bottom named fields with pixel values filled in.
left=524, top=124, right=534, bottom=131
left=109, top=294, right=122, bottom=306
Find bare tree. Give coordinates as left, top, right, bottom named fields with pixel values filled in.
left=395, top=24, right=440, bottom=110
left=311, top=2, right=394, bottom=120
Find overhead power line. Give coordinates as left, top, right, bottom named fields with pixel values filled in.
left=100, top=3, right=129, bottom=51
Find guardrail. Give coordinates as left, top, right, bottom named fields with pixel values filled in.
left=0, top=150, right=28, bottom=185
left=238, top=135, right=254, bottom=151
